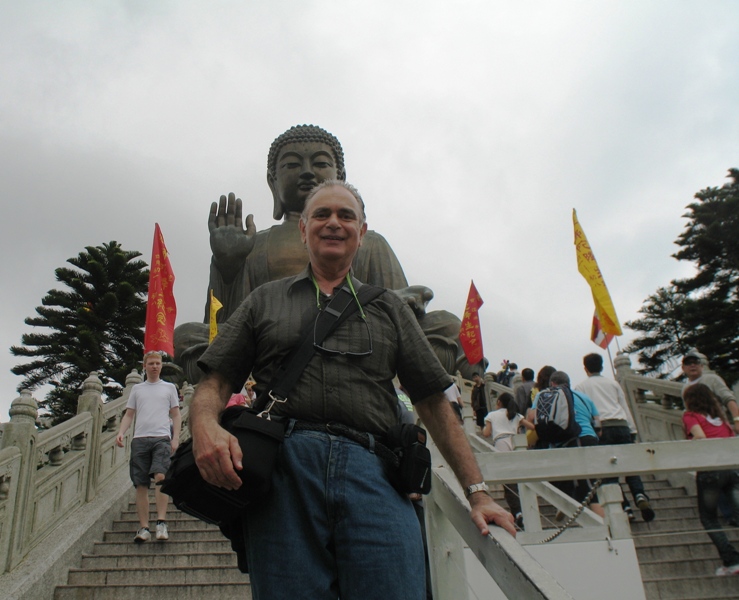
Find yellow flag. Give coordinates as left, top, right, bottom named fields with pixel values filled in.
left=209, top=289, right=223, bottom=343
left=573, top=209, right=622, bottom=336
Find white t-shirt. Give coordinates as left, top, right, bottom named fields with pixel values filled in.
left=484, top=408, right=522, bottom=452
left=125, top=379, right=179, bottom=438
left=444, top=384, right=462, bottom=405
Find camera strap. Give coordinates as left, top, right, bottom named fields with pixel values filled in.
left=254, top=281, right=385, bottom=413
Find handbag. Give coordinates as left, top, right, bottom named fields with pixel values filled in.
left=160, top=405, right=285, bottom=525
left=384, top=423, right=432, bottom=495
left=161, top=281, right=385, bottom=526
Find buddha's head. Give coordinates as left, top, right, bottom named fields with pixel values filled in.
left=267, top=125, right=346, bottom=220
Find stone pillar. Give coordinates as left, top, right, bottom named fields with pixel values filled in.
left=181, top=381, right=194, bottom=408
left=119, top=369, right=142, bottom=407
left=3, top=390, right=39, bottom=569
left=614, top=352, right=647, bottom=441
left=76, top=372, right=104, bottom=502
left=613, top=352, right=633, bottom=384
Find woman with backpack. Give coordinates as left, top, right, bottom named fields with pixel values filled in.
left=683, top=383, right=739, bottom=577
left=527, top=371, right=605, bottom=518
left=483, top=392, right=534, bottom=528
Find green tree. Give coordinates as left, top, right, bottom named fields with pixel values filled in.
left=624, top=286, right=691, bottom=379
left=11, top=242, right=149, bottom=422
left=625, top=169, right=739, bottom=385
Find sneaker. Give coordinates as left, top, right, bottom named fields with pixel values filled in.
left=155, top=522, right=169, bottom=541
left=134, top=527, right=151, bottom=543
left=625, top=507, right=635, bottom=522
left=635, top=494, right=655, bottom=522
left=514, top=513, right=524, bottom=530
left=715, top=564, right=739, bottom=576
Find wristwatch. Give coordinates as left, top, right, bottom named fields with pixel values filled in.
left=465, top=482, right=490, bottom=498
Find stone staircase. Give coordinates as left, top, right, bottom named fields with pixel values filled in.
left=631, top=477, right=739, bottom=600
left=51, top=478, right=739, bottom=599
left=53, top=489, right=251, bottom=599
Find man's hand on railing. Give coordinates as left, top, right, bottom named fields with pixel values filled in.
left=469, top=492, right=517, bottom=537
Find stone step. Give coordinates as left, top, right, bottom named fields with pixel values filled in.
left=634, top=528, right=739, bottom=548
left=617, top=484, right=688, bottom=500
left=67, top=565, right=249, bottom=585
left=636, top=538, right=735, bottom=562
left=639, top=556, right=732, bottom=579
left=630, top=516, right=706, bottom=533
left=103, top=528, right=225, bottom=543
left=80, top=551, right=237, bottom=569
left=119, top=509, right=191, bottom=519
left=54, top=583, right=251, bottom=600
left=91, top=539, right=234, bottom=555
left=124, top=503, right=181, bottom=513
left=634, top=496, right=697, bottom=510
left=642, top=575, right=739, bottom=599
left=110, top=518, right=214, bottom=531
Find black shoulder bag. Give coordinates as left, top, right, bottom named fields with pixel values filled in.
left=161, top=283, right=384, bottom=526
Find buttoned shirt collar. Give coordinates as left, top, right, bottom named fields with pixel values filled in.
left=288, top=264, right=362, bottom=295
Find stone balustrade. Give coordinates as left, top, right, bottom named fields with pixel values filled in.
left=0, top=353, right=736, bottom=599
left=0, top=370, right=193, bottom=585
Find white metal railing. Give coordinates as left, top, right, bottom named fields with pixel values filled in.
left=428, top=366, right=739, bottom=599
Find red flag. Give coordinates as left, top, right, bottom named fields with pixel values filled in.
left=144, top=223, right=177, bottom=355
left=459, top=281, right=484, bottom=365
left=591, top=310, right=615, bottom=349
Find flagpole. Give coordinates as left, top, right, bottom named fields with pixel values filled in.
left=606, top=343, right=616, bottom=378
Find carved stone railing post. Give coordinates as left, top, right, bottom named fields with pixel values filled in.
left=614, top=353, right=647, bottom=440
left=613, top=352, right=633, bottom=384
left=76, top=372, right=104, bottom=502
left=181, top=381, right=194, bottom=408
left=120, top=369, right=142, bottom=406
left=2, top=390, right=39, bottom=570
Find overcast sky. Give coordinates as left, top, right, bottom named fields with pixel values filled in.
left=2, top=1, right=738, bottom=420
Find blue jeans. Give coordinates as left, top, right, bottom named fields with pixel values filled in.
left=696, top=470, right=739, bottom=567
left=599, top=426, right=646, bottom=506
left=245, top=423, right=425, bottom=600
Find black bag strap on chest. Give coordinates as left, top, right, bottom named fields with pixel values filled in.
left=254, top=282, right=385, bottom=413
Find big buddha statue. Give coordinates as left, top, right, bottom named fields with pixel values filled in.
left=174, top=125, right=482, bottom=381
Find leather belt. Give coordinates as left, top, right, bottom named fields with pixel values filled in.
left=292, top=421, right=399, bottom=468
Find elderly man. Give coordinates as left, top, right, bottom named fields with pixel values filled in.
left=190, top=180, right=514, bottom=600
left=681, top=349, right=739, bottom=434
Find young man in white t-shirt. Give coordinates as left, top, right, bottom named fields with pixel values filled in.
left=116, top=351, right=181, bottom=542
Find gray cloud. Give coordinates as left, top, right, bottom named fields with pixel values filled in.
left=2, top=1, right=738, bottom=418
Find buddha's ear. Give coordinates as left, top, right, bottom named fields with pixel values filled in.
left=337, top=168, right=346, bottom=181
left=267, top=171, right=284, bottom=220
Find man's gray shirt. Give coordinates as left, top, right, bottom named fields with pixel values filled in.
left=199, top=266, right=452, bottom=435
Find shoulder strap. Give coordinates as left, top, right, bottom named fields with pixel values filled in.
left=571, top=389, right=591, bottom=414
left=254, top=283, right=385, bottom=412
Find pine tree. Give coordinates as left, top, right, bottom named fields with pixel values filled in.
left=11, top=242, right=149, bottom=422
left=623, top=286, right=691, bottom=378
left=625, top=169, right=739, bottom=384
left=672, top=168, right=739, bottom=382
